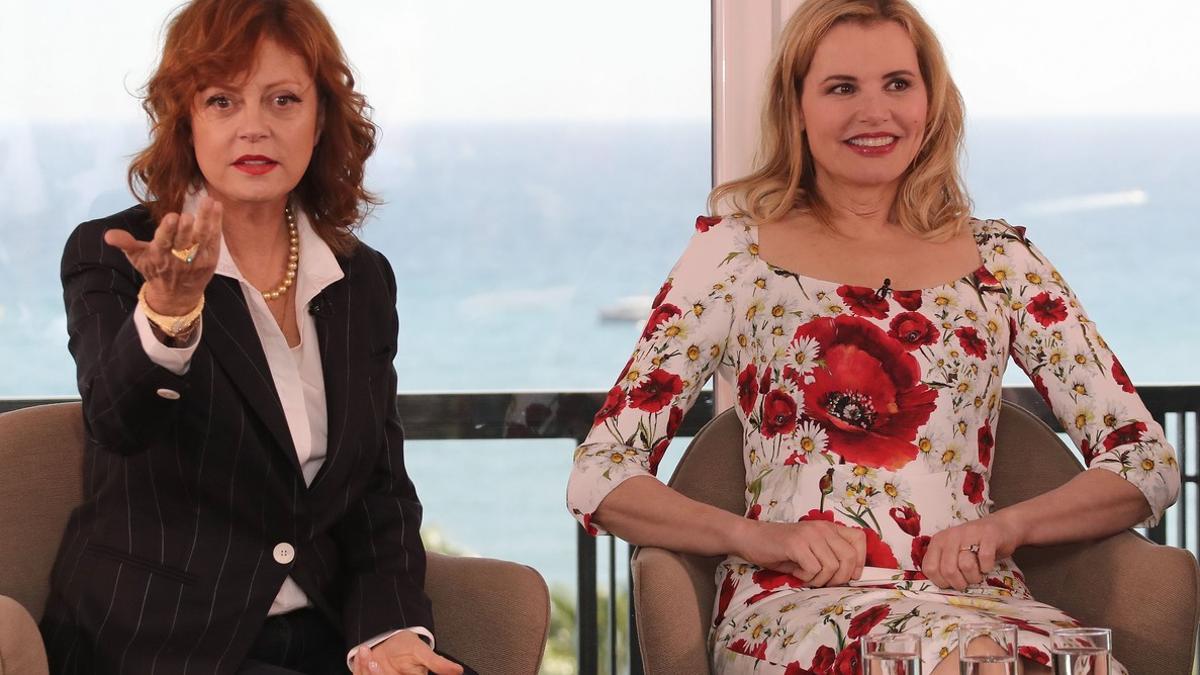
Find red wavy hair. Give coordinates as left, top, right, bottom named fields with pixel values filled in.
left=128, top=0, right=377, bottom=255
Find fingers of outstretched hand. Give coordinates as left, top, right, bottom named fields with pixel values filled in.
left=151, top=213, right=180, bottom=252
left=199, top=199, right=223, bottom=257
left=102, top=227, right=144, bottom=257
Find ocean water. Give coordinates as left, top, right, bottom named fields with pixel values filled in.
left=1, top=117, right=1197, bottom=588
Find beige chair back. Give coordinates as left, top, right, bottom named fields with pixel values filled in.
left=632, top=401, right=1200, bottom=674
left=0, top=402, right=85, bottom=620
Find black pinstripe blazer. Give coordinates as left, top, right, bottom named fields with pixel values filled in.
left=41, top=205, right=432, bottom=675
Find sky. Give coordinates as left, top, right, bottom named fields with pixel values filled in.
left=0, top=0, right=1197, bottom=123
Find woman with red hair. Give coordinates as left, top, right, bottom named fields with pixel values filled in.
left=43, top=1, right=468, bottom=673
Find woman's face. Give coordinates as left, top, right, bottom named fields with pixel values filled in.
left=191, top=38, right=320, bottom=211
left=800, top=21, right=928, bottom=193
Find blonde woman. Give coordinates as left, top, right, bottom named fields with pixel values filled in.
left=566, top=0, right=1177, bottom=673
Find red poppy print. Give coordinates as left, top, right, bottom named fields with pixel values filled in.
left=1018, top=646, right=1051, bottom=666
left=640, top=303, right=681, bottom=341
left=974, top=267, right=1001, bottom=287
left=847, top=604, right=891, bottom=639
left=650, top=280, right=672, bottom=309
left=695, top=215, right=721, bottom=232
left=887, top=311, right=939, bottom=352
left=760, top=367, right=772, bottom=394
left=893, top=290, right=922, bottom=311
left=860, top=526, right=900, bottom=568
left=800, top=509, right=835, bottom=523
left=792, top=316, right=938, bottom=469
left=628, top=369, right=683, bottom=413
left=911, top=535, right=931, bottom=569
left=1111, top=357, right=1135, bottom=393
left=782, top=364, right=805, bottom=389
left=737, top=364, right=759, bottom=416
left=1081, top=438, right=1095, bottom=463
left=1031, top=373, right=1051, bottom=407
left=666, top=405, right=683, bottom=437
left=832, top=641, right=861, bottom=675
left=747, top=504, right=762, bottom=520
left=761, top=389, right=798, bottom=438
left=955, top=326, right=989, bottom=359
left=889, top=505, right=922, bottom=536
left=837, top=284, right=890, bottom=319
left=810, top=646, right=836, bottom=673
left=745, top=568, right=805, bottom=604
left=1103, top=421, right=1147, bottom=450
left=1028, top=291, right=1068, bottom=327
left=582, top=513, right=599, bottom=536
left=648, top=438, right=669, bottom=474
left=978, top=421, right=994, bottom=468
left=999, top=615, right=1049, bottom=637
left=592, top=386, right=626, bottom=427
left=713, top=568, right=738, bottom=627
left=728, top=638, right=768, bottom=659
left=963, top=469, right=985, bottom=504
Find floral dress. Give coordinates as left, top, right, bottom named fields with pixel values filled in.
left=566, top=215, right=1178, bottom=674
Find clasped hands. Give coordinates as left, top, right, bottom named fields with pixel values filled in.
left=738, top=512, right=1022, bottom=591
left=352, top=631, right=463, bottom=675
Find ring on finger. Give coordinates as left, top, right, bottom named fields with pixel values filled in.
left=959, top=543, right=980, bottom=554
left=170, top=242, right=200, bottom=264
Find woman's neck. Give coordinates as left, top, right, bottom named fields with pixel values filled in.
left=213, top=194, right=293, bottom=288
left=812, top=172, right=901, bottom=239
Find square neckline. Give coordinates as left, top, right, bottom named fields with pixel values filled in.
left=746, top=217, right=991, bottom=294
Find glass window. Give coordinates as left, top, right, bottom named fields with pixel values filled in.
left=911, top=0, right=1200, bottom=383
left=0, top=1, right=712, bottom=397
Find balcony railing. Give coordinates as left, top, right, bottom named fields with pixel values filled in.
left=3, top=383, right=1197, bottom=674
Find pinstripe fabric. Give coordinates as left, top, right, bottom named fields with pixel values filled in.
left=42, top=205, right=433, bottom=675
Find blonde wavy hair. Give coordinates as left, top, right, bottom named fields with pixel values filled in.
left=708, top=0, right=971, bottom=239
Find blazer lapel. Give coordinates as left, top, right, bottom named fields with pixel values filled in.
left=309, top=266, right=368, bottom=490
left=202, top=276, right=302, bottom=475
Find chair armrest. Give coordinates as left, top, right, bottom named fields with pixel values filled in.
left=425, top=553, right=549, bottom=675
left=630, top=547, right=717, bottom=675
left=0, top=595, right=48, bottom=675
left=1014, top=531, right=1200, bottom=674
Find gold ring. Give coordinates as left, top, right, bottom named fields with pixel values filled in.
left=171, top=243, right=200, bottom=264
left=960, top=544, right=980, bottom=554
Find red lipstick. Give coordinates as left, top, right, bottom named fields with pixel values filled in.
left=844, top=132, right=899, bottom=156
left=232, top=155, right=278, bottom=175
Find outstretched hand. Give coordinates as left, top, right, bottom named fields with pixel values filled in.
left=105, top=196, right=223, bottom=315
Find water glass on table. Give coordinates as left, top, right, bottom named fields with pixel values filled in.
left=1050, top=627, right=1111, bottom=675
left=956, top=622, right=1018, bottom=675
left=861, top=633, right=922, bottom=675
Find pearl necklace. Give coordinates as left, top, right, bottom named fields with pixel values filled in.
left=262, top=205, right=299, bottom=301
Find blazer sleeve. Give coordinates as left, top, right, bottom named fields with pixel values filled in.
left=60, top=210, right=192, bottom=455
left=332, top=250, right=434, bottom=644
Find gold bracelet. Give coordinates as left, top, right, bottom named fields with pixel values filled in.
left=137, top=285, right=205, bottom=338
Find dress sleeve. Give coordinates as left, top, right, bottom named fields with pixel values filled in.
left=566, top=217, right=749, bottom=535
left=999, top=220, right=1179, bottom=526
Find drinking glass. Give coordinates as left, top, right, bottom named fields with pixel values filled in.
left=1051, top=627, right=1111, bottom=675
left=957, top=622, right=1018, bottom=675
left=861, top=633, right=922, bottom=675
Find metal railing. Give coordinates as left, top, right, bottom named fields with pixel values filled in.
left=3, top=384, right=1197, bottom=674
